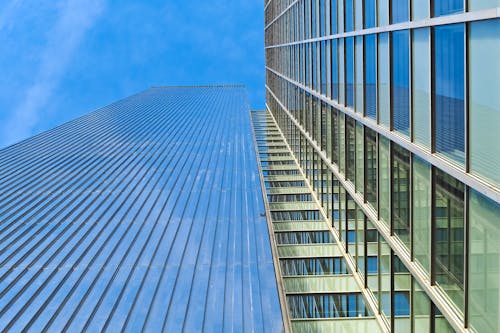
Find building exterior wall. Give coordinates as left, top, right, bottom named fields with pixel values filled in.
left=0, top=86, right=284, bottom=332
left=264, top=1, right=500, bottom=332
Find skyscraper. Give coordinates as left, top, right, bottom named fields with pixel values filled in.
left=262, top=1, right=500, bottom=333
left=0, top=86, right=284, bottom=332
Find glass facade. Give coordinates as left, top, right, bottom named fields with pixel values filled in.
left=0, top=86, right=285, bottom=332
left=265, top=1, right=500, bottom=332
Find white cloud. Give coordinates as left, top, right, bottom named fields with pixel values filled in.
left=1, top=0, right=106, bottom=146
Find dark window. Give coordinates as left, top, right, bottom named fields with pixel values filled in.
left=394, top=292, right=410, bottom=316
left=392, top=30, right=410, bottom=135
left=367, top=256, right=378, bottom=273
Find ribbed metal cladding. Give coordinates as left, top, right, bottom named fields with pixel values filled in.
left=0, top=86, right=283, bottom=332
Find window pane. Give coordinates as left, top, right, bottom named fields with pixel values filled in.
left=365, top=34, right=377, bottom=119
left=356, top=122, right=364, bottom=194
left=412, top=28, right=431, bottom=148
left=433, top=24, right=465, bottom=165
left=434, top=0, right=463, bottom=17
left=364, top=0, right=376, bottom=28
left=378, top=33, right=390, bottom=127
left=346, top=37, right=355, bottom=108
left=392, top=145, right=410, bottom=247
left=469, top=19, right=500, bottom=187
left=320, top=0, right=326, bottom=36
left=469, top=0, right=500, bottom=10
left=433, top=168, right=465, bottom=310
left=379, top=135, right=391, bottom=225
left=412, top=0, right=429, bottom=20
left=321, top=41, right=327, bottom=95
left=355, top=0, right=363, bottom=30
left=391, top=30, right=410, bottom=136
left=413, top=279, right=431, bottom=333
left=331, top=39, right=339, bottom=101
left=365, top=127, right=377, bottom=208
left=378, top=0, right=389, bottom=26
left=412, top=156, right=431, bottom=273
left=346, top=116, right=356, bottom=181
left=391, top=0, right=409, bottom=23
left=469, top=190, right=500, bottom=333
left=339, top=38, right=345, bottom=105
left=331, top=0, right=337, bottom=34
left=345, top=0, right=354, bottom=32
left=355, top=36, right=363, bottom=114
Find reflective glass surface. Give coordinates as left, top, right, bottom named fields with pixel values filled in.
left=346, top=37, right=355, bottom=108
left=378, top=33, right=390, bottom=127
left=391, top=0, right=409, bottom=23
left=434, top=0, right=463, bottom=17
left=365, top=34, right=377, bottom=119
left=412, top=28, right=431, bottom=148
left=433, top=168, right=465, bottom=310
left=433, top=24, right=465, bottom=165
left=469, top=19, right=500, bottom=187
left=391, top=30, right=410, bottom=136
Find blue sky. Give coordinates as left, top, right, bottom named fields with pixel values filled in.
left=0, top=0, right=265, bottom=148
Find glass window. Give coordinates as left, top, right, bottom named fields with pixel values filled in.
left=280, top=257, right=348, bottom=276
left=392, top=145, right=410, bottom=247
left=365, top=34, right=377, bottom=119
left=346, top=116, right=356, bottom=181
left=330, top=0, right=337, bottom=34
left=339, top=38, right=345, bottom=105
left=355, top=36, right=363, bottom=114
left=356, top=122, right=364, bottom=194
left=379, top=135, right=391, bottom=225
left=311, top=0, right=317, bottom=37
left=378, top=0, right=389, bottom=26
left=433, top=0, right=463, bottom=17
left=337, top=0, right=344, bottom=33
left=364, top=0, right=376, bottom=28
left=346, top=37, right=355, bottom=108
left=412, top=156, right=431, bottom=274
left=469, top=0, right=500, bottom=10
left=433, top=168, right=465, bottom=310
left=413, top=279, right=431, bottom=333
left=412, top=0, right=429, bottom=20
left=469, top=190, right=500, bottom=333
left=391, top=0, right=409, bottom=23
left=331, top=39, right=339, bottom=101
left=433, top=24, right=465, bottom=165
left=345, top=0, right=354, bottom=32
left=412, top=28, right=431, bottom=148
left=391, top=30, right=410, bottom=136
left=321, top=41, right=327, bottom=95
left=365, top=127, right=377, bottom=208
left=469, top=19, right=500, bottom=187
left=378, top=33, right=390, bottom=127
left=288, top=293, right=370, bottom=318
left=319, top=0, right=326, bottom=36
left=355, top=0, right=363, bottom=30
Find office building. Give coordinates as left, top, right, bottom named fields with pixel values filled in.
left=262, top=0, right=500, bottom=332
left=0, top=86, right=284, bottom=332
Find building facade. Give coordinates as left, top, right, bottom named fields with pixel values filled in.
left=263, top=0, right=500, bottom=332
left=0, top=86, right=284, bottom=332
